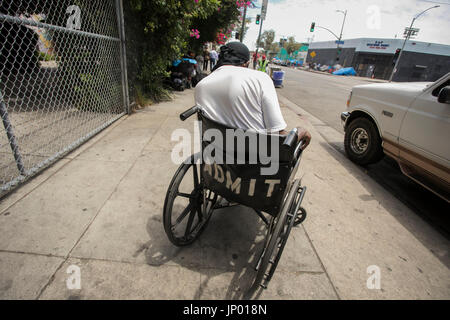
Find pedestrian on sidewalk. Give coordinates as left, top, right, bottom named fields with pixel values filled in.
left=195, top=42, right=311, bottom=148
left=257, top=55, right=269, bottom=73
left=203, top=48, right=210, bottom=71
left=252, top=51, right=259, bottom=69
left=209, top=47, right=218, bottom=71
left=195, top=51, right=204, bottom=74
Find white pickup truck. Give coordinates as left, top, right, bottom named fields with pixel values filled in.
left=341, top=72, right=450, bottom=202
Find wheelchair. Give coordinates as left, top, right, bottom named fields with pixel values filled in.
left=163, top=106, right=307, bottom=289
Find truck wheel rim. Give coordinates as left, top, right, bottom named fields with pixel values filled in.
left=350, top=128, right=369, bottom=154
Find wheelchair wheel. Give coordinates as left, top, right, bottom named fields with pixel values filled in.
left=254, top=179, right=302, bottom=289
left=163, top=157, right=217, bottom=246
left=294, top=206, right=307, bottom=227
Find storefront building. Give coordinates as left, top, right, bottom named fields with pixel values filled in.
left=306, top=38, right=450, bottom=81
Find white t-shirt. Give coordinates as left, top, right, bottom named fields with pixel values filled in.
left=209, top=50, right=218, bottom=60
left=194, top=65, right=287, bottom=133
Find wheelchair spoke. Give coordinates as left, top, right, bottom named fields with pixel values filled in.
left=172, top=202, right=193, bottom=230
left=193, top=164, right=199, bottom=188
left=177, top=192, right=195, bottom=199
left=164, top=154, right=217, bottom=247
left=184, top=209, right=196, bottom=237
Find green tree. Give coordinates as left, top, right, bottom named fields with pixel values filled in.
left=124, top=0, right=239, bottom=102
left=189, top=1, right=240, bottom=52
left=284, top=36, right=302, bottom=55
left=258, top=29, right=276, bottom=51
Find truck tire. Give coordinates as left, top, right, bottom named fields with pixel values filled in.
left=344, top=117, right=384, bottom=165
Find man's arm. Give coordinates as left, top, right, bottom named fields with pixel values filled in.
left=279, top=128, right=311, bottom=150
left=259, top=74, right=312, bottom=150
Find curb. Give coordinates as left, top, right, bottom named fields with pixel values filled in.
left=278, top=94, right=346, bottom=156
left=275, top=65, right=388, bottom=83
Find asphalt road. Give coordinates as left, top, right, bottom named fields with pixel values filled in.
left=277, top=67, right=450, bottom=237
left=279, top=67, right=372, bottom=133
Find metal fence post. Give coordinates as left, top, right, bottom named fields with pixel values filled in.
left=115, top=0, right=130, bottom=114
left=0, top=88, right=26, bottom=175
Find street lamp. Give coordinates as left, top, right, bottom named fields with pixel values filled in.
left=336, top=9, right=347, bottom=63
left=336, top=9, right=347, bottom=42
left=389, top=5, right=440, bottom=82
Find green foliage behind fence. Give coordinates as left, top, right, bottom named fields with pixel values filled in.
left=123, top=0, right=240, bottom=104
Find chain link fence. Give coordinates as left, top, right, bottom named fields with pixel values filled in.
left=0, top=0, right=129, bottom=197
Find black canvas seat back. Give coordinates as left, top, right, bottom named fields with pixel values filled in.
left=198, top=112, right=296, bottom=216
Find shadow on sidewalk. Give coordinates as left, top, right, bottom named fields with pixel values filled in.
left=143, top=205, right=268, bottom=299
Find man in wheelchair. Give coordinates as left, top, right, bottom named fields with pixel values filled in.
left=164, top=42, right=311, bottom=290
left=195, top=41, right=311, bottom=148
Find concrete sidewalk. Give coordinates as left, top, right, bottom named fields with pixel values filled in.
left=0, top=89, right=448, bottom=300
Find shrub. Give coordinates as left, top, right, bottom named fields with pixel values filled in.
left=124, top=0, right=240, bottom=104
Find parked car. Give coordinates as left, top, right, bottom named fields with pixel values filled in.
left=341, top=72, right=450, bottom=202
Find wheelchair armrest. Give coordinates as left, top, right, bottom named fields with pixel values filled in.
left=282, top=128, right=298, bottom=149
left=180, top=106, right=199, bottom=121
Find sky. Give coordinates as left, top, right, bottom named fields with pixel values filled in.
left=241, top=0, right=450, bottom=50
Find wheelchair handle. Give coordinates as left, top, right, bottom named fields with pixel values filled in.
left=283, top=128, right=298, bottom=149
left=180, top=106, right=199, bottom=121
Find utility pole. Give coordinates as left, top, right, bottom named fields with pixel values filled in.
left=255, top=15, right=264, bottom=56
left=389, top=5, right=439, bottom=82
left=336, top=9, right=347, bottom=64
left=255, top=0, right=268, bottom=62
left=240, top=5, right=247, bottom=42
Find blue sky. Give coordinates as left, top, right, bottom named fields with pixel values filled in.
left=242, top=0, right=450, bottom=50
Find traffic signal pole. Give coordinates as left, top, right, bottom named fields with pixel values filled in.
left=255, top=14, right=264, bottom=62
left=240, top=5, right=247, bottom=42
left=389, top=18, right=414, bottom=82
left=389, top=5, right=439, bottom=82
left=312, top=25, right=340, bottom=40
left=336, top=10, right=347, bottom=63
left=255, top=1, right=267, bottom=66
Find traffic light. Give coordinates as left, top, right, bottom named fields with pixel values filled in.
left=235, top=32, right=240, bottom=40
left=256, top=14, right=260, bottom=25
left=393, top=48, right=401, bottom=65
left=310, top=22, right=315, bottom=32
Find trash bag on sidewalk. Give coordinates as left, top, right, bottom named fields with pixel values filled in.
left=332, top=67, right=356, bottom=76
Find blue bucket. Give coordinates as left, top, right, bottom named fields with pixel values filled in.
left=273, top=79, right=283, bottom=87
left=272, top=71, right=285, bottom=81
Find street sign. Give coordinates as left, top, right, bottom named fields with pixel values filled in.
left=310, top=51, right=316, bottom=58
left=261, top=0, right=268, bottom=20
left=403, top=27, right=420, bottom=39
left=335, top=40, right=345, bottom=45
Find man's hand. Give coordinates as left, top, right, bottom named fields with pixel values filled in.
left=297, top=127, right=311, bottom=150
left=279, top=128, right=312, bottom=150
